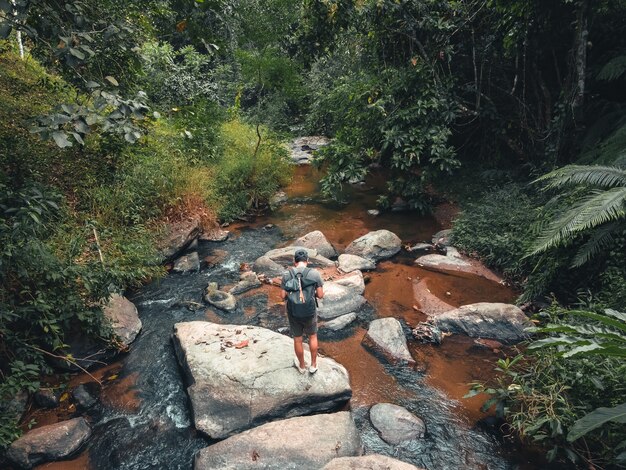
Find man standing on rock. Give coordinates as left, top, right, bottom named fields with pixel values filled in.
left=281, top=248, right=324, bottom=374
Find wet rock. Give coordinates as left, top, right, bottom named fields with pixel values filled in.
left=172, top=322, right=352, bottom=439
left=338, top=254, right=375, bottom=273
left=229, top=271, right=262, bottom=295
left=172, top=252, right=200, bottom=273
left=158, top=219, right=201, bottom=262
left=472, top=338, right=504, bottom=351
left=406, top=243, right=433, bottom=253
left=318, top=272, right=367, bottom=320
left=288, top=136, right=330, bottom=165
left=367, top=209, right=380, bottom=216
left=270, top=191, right=288, bottom=209
left=322, top=312, right=358, bottom=331
left=434, top=303, right=533, bottom=343
left=0, top=390, right=28, bottom=423
left=34, top=389, right=58, bottom=409
left=103, top=294, right=142, bottom=347
left=415, top=247, right=502, bottom=283
left=194, top=412, right=360, bottom=470
left=412, top=323, right=443, bottom=345
left=72, top=383, right=99, bottom=410
left=363, top=318, right=414, bottom=364
left=431, top=229, right=453, bottom=247
left=294, top=230, right=338, bottom=259
left=252, top=255, right=284, bottom=277
left=391, top=197, right=409, bottom=212
left=323, top=454, right=423, bottom=470
left=199, top=229, right=230, bottom=242
left=369, top=403, right=426, bottom=445
left=188, top=238, right=199, bottom=251
left=345, top=230, right=402, bottom=262
left=7, top=417, right=91, bottom=469
left=412, top=278, right=455, bottom=317
left=204, top=283, right=237, bottom=311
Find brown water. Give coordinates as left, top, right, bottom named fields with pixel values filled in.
left=252, top=165, right=518, bottom=423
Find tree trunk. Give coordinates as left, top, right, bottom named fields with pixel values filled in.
left=572, top=0, right=589, bottom=116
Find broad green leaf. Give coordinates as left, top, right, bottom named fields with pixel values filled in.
left=52, top=131, right=72, bottom=148
left=105, top=75, right=119, bottom=86
left=567, top=402, right=626, bottom=442
left=69, top=48, right=86, bottom=60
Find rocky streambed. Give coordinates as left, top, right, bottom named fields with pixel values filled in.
left=6, top=152, right=544, bottom=469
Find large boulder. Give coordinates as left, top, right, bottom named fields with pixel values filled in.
left=415, top=247, right=501, bottom=283
left=338, top=254, right=376, bottom=273
left=369, top=403, right=426, bottom=445
left=322, top=312, right=358, bottom=331
left=318, top=271, right=367, bottom=320
left=253, top=246, right=335, bottom=276
left=345, top=230, right=402, bottom=262
left=158, top=219, right=201, bottom=261
left=323, top=454, right=423, bottom=470
left=102, top=294, right=142, bottom=348
left=172, top=322, right=352, bottom=439
left=294, top=230, right=338, bottom=259
left=7, top=418, right=91, bottom=469
left=195, top=412, right=360, bottom=470
left=434, top=303, right=533, bottom=343
left=363, top=318, right=414, bottom=364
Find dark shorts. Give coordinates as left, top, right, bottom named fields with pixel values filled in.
left=288, top=313, right=318, bottom=337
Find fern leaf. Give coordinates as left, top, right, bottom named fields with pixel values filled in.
left=534, top=165, right=626, bottom=190
left=572, top=221, right=619, bottom=267
left=597, top=55, right=626, bottom=81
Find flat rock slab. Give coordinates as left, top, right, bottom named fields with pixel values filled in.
left=434, top=302, right=533, bottom=343
left=195, top=412, right=360, bottom=470
left=103, top=294, right=141, bottom=347
left=323, top=454, right=424, bottom=470
left=415, top=247, right=502, bottom=283
left=338, top=254, right=376, bottom=273
left=412, top=278, right=455, bottom=316
left=158, top=219, right=201, bottom=261
left=322, top=312, right=358, bottom=331
left=7, top=417, right=91, bottom=469
left=173, top=322, right=352, bottom=439
left=345, top=230, right=402, bottom=262
left=369, top=403, right=426, bottom=445
left=363, top=318, right=414, bottom=364
left=295, top=230, right=338, bottom=259
left=199, top=228, right=230, bottom=242
left=173, top=252, right=200, bottom=273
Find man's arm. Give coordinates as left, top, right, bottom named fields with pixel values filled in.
left=315, top=286, right=324, bottom=299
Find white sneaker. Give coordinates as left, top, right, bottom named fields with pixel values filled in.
left=309, top=365, right=318, bottom=374
left=293, top=358, right=306, bottom=374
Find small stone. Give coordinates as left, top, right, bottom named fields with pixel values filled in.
left=172, top=252, right=200, bottom=273
left=367, top=209, right=380, bottom=216
left=34, top=389, right=58, bottom=409
left=204, top=285, right=237, bottom=311
left=322, top=313, right=358, bottom=331
left=72, top=383, right=99, bottom=410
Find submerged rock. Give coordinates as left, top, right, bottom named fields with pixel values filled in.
left=434, top=303, right=533, bottom=343
left=270, top=191, right=288, bottom=209
left=194, top=412, right=361, bottom=470
left=204, top=283, right=237, bottom=311
left=103, top=294, right=142, bottom=347
left=345, top=230, right=402, bottom=262
left=363, top=318, right=414, bottom=364
left=7, top=418, right=91, bottom=469
left=337, top=254, right=376, bottom=273
left=172, top=322, right=352, bottom=439
left=172, top=252, right=200, bottom=273
left=369, top=403, right=426, bottom=445
left=323, top=454, right=423, bottom=470
left=322, top=312, right=358, bottom=331
left=294, top=230, right=338, bottom=259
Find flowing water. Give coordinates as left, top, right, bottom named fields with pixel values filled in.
left=26, top=165, right=550, bottom=469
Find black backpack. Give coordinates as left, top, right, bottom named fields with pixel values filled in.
left=284, top=267, right=317, bottom=318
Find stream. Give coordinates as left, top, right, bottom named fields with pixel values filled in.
left=28, top=165, right=548, bottom=469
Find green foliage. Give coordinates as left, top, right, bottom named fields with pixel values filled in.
left=452, top=184, right=540, bottom=281
left=469, top=305, right=626, bottom=467
left=211, top=118, right=291, bottom=221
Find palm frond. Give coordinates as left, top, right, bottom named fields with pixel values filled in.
left=572, top=221, right=619, bottom=267
left=534, top=165, right=626, bottom=190
left=529, top=187, right=626, bottom=255
left=597, top=55, right=626, bottom=81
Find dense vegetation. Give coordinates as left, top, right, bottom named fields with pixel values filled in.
left=1, top=0, right=625, bottom=467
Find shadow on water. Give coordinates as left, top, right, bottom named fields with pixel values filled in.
left=27, top=165, right=557, bottom=469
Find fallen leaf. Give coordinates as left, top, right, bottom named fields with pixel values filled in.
left=235, top=340, right=249, bottom=349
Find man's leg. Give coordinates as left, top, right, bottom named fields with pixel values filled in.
left=309, top=333, right=318, bottom=368
left=293, top=336, right=306, bottom=369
